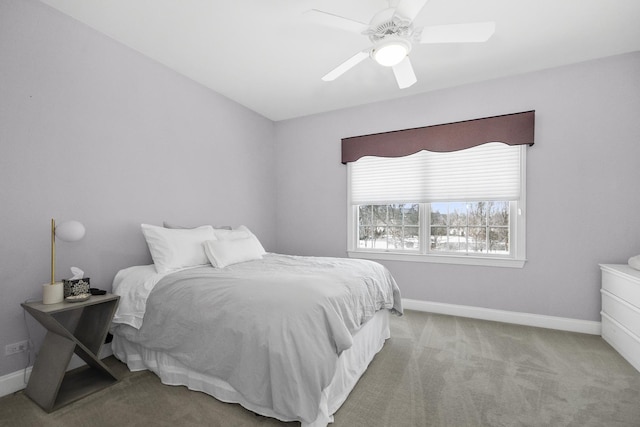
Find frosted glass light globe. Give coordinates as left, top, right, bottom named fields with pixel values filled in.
left=373, top=41, right=409, bottom=67
left=55, top=220, right=86, bottom=242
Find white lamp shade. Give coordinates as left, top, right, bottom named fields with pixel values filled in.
left=55, top=220, right=85, bottom=242
left=373, top=40, right=410, bottom=67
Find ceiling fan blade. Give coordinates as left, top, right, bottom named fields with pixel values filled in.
left=420, top=22, right=496, bottom=43
left=322, top=51, right=370, bottom=81
left=304, top=9, right=369, bottom=34
left=394, top=0, right=429, bottom=21
left=392, top=57, right=417, bottom=89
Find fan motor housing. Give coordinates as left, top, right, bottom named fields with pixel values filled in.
left=367, top=18, right=413, bottom=43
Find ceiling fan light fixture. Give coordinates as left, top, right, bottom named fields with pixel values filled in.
left=372, top=39, right=411, bottom=67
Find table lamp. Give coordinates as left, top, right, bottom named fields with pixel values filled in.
left=43, top=218, right=85, bottom=304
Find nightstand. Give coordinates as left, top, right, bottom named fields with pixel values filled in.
left=21, top=293, right=120, bottom=412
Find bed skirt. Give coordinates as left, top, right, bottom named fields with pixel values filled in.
left=112, top=309, right=391, bottom=427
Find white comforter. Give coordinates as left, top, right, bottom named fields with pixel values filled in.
left=111, top=253, right=402, bottom=424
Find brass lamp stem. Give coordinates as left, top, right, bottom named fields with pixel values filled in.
left=50, top=218, right=56, bottom=285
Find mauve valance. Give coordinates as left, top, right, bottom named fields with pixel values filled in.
left=341, top=111, right=535, bottom=164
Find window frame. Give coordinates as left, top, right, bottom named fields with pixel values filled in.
left=346, top=146, right=527, bottom=268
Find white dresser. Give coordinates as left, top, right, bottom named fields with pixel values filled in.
left=600, top=264, right=640, bottom=372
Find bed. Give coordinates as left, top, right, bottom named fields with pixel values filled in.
left=110, top=224, right=402, bottom=426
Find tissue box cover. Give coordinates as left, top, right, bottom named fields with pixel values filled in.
left=63, top=278, right=90, bottom=297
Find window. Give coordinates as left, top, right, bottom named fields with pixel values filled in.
left=429, top=201, right=509, bottom=254
left=347, top=143, right=527, bottom=268
left=358, top=204, right=420, bottom=250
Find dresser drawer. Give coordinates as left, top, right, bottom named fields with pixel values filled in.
left=601, top=313, right=640, bottom=372
left=600, top=264, right=640, bottom=309
left=601, top=289, right=640, bottom=337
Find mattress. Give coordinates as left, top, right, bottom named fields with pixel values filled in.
left=112, top=309, right=390, bottom=427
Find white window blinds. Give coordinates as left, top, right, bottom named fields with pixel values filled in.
left=350, top=142, right=523, bottom=204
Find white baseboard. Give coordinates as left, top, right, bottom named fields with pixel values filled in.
left=402, top=298, right=602, bottom=335
left=0, top=347, right=113, bottom=398
left=0, top=366, right=32, bottom=398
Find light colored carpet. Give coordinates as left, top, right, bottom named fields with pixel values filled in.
left=1, top=310, right=639, bottom=426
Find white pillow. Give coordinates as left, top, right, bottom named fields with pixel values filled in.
left=141, top=224, right=216, bottom=273
left=629, top=255, right=640, bottom=271
left=163, top=221, right=232, bottom=230
left=214, top=225, right=266, bottom=254
left=203, top=237, right=264, bottom=268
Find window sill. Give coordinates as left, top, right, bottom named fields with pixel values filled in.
left=347, top=250, right=526, bottom=268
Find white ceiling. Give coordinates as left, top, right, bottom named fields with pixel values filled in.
left=39, top=0, right=640, bottom=121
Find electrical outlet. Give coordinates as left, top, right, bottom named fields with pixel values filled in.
left=5, top=340, right=29, bottom=356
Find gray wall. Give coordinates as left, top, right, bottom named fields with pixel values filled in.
left=2, top=0, right=639, bottom=382
left=0, top=0, right=275, bottom=377
left=275, top=52, right=640, bottom=323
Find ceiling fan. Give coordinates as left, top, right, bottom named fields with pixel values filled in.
left=306, top=0, right=495, bottom=89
